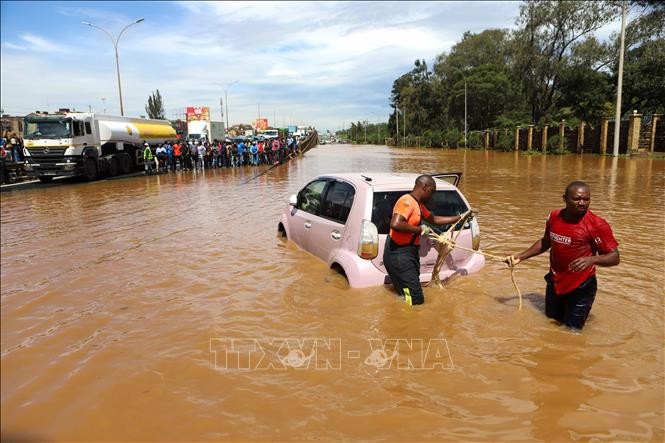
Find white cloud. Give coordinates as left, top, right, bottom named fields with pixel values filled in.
left=1, top=1, right=523, bottom=131
left=15, top=33, right=73, bottom=53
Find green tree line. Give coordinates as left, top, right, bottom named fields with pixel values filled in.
left=337, top=121, right=390, bottom=144
left=385, top=0, right=664, bottom=142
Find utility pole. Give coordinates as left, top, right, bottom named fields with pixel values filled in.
left=396, top=105, right=400, bottom=146
left=83, top=18, right=144, bottom=116
left=613, top=0, right=627, bottom=157
left=403, top=106, right=406, bottom=145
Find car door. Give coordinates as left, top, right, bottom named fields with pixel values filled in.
left=289, top=179, right=329, bottom=253
left=430, top=172, right=462, bottom=187
left=308, top=180, right=356, bottom=262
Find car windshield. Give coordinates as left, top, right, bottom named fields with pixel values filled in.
left=24, top=118, right=72, bottom=139
left=371, top=190, right=469, bottom=235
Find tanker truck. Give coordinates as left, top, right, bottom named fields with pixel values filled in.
left=22, top=112, right=176, bottom=182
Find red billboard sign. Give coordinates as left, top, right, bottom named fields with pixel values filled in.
left=186, top=106, right=210, bottom=122
left=255, top=118, right=268, bottom=131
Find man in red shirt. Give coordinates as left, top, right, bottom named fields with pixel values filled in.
left=383, top=175, right=466, bottom=306
left=507, top=181, right=620, bottom=330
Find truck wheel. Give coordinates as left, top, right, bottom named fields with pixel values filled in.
left=118, top=153, right=131, bottom=174
left=108, top=156, right=119, bottom=177
left=38, top=176, right=53, bottom=183
left=83, top=158, right=98, bottom=181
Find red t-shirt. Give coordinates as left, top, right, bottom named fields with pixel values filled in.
left=545, top=209, right=618, bottom=295
left=389, top=194, right=431, bottom=246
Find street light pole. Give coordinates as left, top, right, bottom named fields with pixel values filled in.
left=83, top=18, right=144, bottom=116
left=613, top=1, right=627, bottom=157
left=395, top=105, right=400, bottom=146
left=224, top=80, right=239, bottom=134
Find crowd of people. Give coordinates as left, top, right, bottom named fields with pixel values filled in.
left=1, top=132, right=26, bottom=184
left=143, top=136, right=304, bottom=174
left=1, top=132, right=24, bottom=163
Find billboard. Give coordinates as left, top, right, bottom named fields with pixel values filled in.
left=186, top=106, right=210, bottom=122
left=288, top=125, right=297, bottom=134
left=255, top=118, right=268, bottom=131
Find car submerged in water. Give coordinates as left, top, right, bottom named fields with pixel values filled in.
left=278, top=172, right=484, bottom=288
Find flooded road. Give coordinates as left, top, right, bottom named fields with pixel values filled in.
left=2, top=145, right=663, bottom=442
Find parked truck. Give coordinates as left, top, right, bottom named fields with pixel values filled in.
left=22, top=112, right=176, bottom=182
left=187, top=120, right=225, bottom=142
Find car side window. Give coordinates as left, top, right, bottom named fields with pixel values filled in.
left=85, top=122, right=92, bottom=134
left=321, top=181, right=355, bottom=224
left=371, top=190, right=468, bottom=234
left=297, top=180, right=327, bottom=215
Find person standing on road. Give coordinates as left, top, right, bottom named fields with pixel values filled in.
left=384, top=174, right=465, bottom=306
left=173, top=140, right=182, bottom=171
left=164, top=141, right=173, bottom=173
left=196, top=141, right=206, bottom=170
left=143, top=142, right=154, bottom=174
left=506, top=181, right=620, bottom=330
left=271, top=138, right=280, bottom=164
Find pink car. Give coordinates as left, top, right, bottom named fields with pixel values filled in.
left=278, top=172, right=485, bottom=288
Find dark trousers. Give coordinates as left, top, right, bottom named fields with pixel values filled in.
left=545, top=274, right=597, bottom=330
left=383, top=237, right=424, bottom=305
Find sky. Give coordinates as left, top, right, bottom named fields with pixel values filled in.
left=0, top=1, right=625, bottom=132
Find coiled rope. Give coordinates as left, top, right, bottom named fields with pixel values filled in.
left=428, top=212, right=523, bottom=310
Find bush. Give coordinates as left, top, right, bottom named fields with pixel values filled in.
left=496, top=131, right=513, bottom=151
left=467, top=132, right=483, bottom=149
left=444, top=128, right=461, bottom=148
left=431, top=131, right=443, bottom=148
left=546, top=134, right=569, bottom=154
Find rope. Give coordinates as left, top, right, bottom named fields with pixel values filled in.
left=427, top=210, right=471, bottom=288
left=428, top=215, right=523, bottom=310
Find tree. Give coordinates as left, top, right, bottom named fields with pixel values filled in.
left=613, top=0, right=665, bottom=116
left=558, top=64, right=613, bottom=124
left=512, top=1, right=618, bottom=123
left=145, top=90, right=165, bottom=120
left=434, top=29, right=519, bottom=131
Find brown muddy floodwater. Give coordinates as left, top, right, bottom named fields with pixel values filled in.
left=1, top=145, right=664, bottom=442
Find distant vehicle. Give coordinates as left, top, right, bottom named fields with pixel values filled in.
left=188, top=120, right=224, bottom=142
left=261, top=129, right=279, bottom=140
left=278, top=172, right=483, bottom=288
left=23, top=112, right=175, bottom=182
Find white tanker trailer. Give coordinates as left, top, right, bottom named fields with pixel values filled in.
left=22, top=112, right=176, bottom=182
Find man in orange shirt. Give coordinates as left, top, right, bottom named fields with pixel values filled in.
left=172, top=141, right=182, bottom=171
left=384, top=175, right=464, bottom=305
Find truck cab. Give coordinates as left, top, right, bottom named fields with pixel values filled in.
left=23, top=114, right=98, bottom=181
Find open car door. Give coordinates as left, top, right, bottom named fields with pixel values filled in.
left=430, top=172, right=462, bottom=187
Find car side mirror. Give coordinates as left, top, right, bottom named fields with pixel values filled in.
left=289, top=194, right=297, bottom=206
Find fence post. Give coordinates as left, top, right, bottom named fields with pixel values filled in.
left=627, top=110, right=642, bottom=154
left=514, top=126, right=520, bottom=151
left=559, top=120, right=565, bottom=152
left=651, top=114, right=661, bottom=152
left=542, top=125, right=549, bottom=154
left=600, top=118, right=609, bottom=154
left=484, top=129, right=489, bottom=150
left=577, top=121, right=585, bottom=154
left=527, top=125, right=534, bottom=151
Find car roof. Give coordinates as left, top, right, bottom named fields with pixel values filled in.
left=315, top=173, right=459, bottom=191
